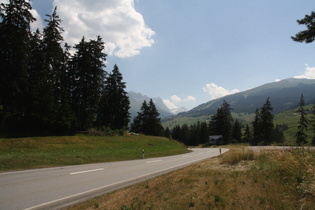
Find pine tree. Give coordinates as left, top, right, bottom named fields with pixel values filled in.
left=42, top=7, right=77, bottom=133
left=97, top=64, right=130, bottom=130
left=0, top=0, right=35, bottom=131
left=189, top=123, right=200, bottom=145
left=130, top=116, right=142, bottom=134
left=296, top=94, right=309, bottom=145
left=164, top=127, right=171, bottom=139
left=180, top=124, right=190, bottom=145
left=243, top=124, right=252, bottom=143
left=171, top=125, right=181, bottom=141
left=130, top=99, right=163, bottom=136
left=291, top=10, right=315, bottom=43
left=70, top=36, right=107, bottom=130
left=312, top=104, right=315, bottom=145
left=199, top=122, right=209, bottom=144
left=260, top=97, right=274, bottom=145
left=26, top=29, right=48, bottom=132
left=146, top=99, right=164, bottom=136
left=274, top=124, right=285, bottom=143
left=252, top=108, right=262, bottom=145
left=209, top=100, right=233, bottom=144
left=232, top=120, right=242, bottom=143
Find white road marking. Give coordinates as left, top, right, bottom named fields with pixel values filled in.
left=70, top=168, right=104, bottom=175
left=25, top=153, right=220, bottom=210
left=147, top=160, right=162, bottom=163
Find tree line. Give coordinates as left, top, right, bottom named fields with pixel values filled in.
left=169, top=98, right=315, bottom=146
left=0, top=2, right=130, bottom=136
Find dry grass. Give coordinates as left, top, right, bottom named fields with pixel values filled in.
left=67, top=148, right=315, bottom=210
left=220, top=147, right=254, bottom=165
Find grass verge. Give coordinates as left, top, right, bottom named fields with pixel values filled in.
left=0, top=135, right=188, bottom=171
left=67, top=147, right=315, bottom=210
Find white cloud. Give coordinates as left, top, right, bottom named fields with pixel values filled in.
left=184, top=96, right=196, bottom=102
left=53, top=0, right=155, bottom=58
left=203, top=83, right=239, bottom=99
left=30, top=8, right=43, bottom=31
left=163, top=99, right=177, bottom=110
left=164, top=94, right=196, bottom=110
left=171, top=95, right=182, bottom=103
left=0, top=0, right=8, bottom=4
left=294, top=64, right=315, bottom=79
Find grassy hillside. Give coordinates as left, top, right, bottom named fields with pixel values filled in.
left=0, top=135, right=188, bottom=172
left=274, top=104, right=314, bottom=145
left=67, top=147, right=315, bottom=209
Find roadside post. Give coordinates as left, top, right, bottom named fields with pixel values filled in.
left=219, top=148, right=221, bottom=155
left=142, top=149, right=144, bottom=159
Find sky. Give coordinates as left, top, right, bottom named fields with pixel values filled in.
left=2, top=0, right=315, bottom=111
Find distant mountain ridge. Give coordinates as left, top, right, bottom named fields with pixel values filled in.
left=170, top=78, right=315, bottom=119
left=169, top=106, right=188, bottom=115
left=128, top=91, right=174, bottom=120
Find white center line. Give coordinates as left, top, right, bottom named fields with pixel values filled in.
left=146, top=160, right=162, bottom=164
left=70, top=168, right=104, bottom=175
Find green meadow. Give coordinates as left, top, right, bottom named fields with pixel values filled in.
left=0, top=135, right=188, bottom=172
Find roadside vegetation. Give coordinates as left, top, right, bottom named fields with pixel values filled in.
left=0, top=135, right=188, bottom=172
left=67, top=147, right=315, bottom=210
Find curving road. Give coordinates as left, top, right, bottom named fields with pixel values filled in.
left=0, top=148, right=228, bottom=210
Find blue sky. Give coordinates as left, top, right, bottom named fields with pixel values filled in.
left=2, top=0, right=315, bottom=111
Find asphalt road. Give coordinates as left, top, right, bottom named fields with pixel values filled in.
left=0, top=148, right=228, bottom=210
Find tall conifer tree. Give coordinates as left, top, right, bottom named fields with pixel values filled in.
left=42, top=6, right=71, bottom=132
left=260, top=97, right=274, bottom=145
left=97, top=64, right=130, bottom=130
left=312, top=104, right=315, bottom=145
left=130, top=99, right=163, bottom=136
left=296, top=94, right=309, bottom=145
left=232, top=120, right=242, bottom=143
left=26, top=29, right=48, bottom=131
left=70, top=36, right=106, bottom=130
left=209, top=100, right=233, bottom=144
left=0, top=0, right=35, bottom=130
left=252, top=108, right=262, bottom=145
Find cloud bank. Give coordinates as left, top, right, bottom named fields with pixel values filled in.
left=30, top=8, right=43, bottom=31
left=203, top=83, right=239, bottom=100
left=163, top=95, right=196, bottom=110
left=294, top=64, right=315, bottom=79
left=162, top=99, right=177, bottom=110
left=53, top=0, right=155, bottom=58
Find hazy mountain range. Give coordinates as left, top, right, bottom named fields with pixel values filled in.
left=128, top=78, right=315, bottom=122
left=168, top=78, right=315, bottom=120
left=128, top=92, right=176, bottom=120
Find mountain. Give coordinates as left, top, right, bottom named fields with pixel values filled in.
left=169, top=106, right=188, bottom=115
left=164, top=78, right=315, bottom=122
left=128, top=91, right=174, bottom=120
